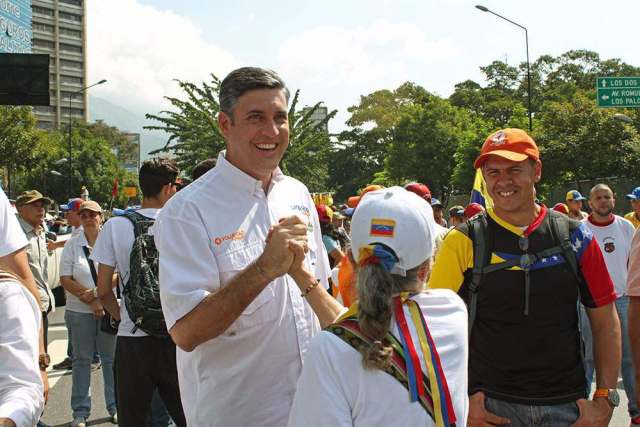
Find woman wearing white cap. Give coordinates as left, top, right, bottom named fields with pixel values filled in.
left=288, top=187, right=468, bottom=427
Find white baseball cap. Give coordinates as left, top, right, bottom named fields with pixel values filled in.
left=350, top=186, right=436, bottom=275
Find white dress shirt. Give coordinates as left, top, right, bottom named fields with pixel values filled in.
left=0, top=277, right=44, bottom=427
left=288, top=290, right=469, bottom=427
left=154, top=151, right=331, bottom=427
left=0, top=189, right=27, bottom=257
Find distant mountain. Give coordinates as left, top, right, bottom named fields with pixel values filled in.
left=88, top=96, right=170, bottom=160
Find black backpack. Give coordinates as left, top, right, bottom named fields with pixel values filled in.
left=465, top=210, right=582, bottom=333
left=122, top=211, right=169, bottom=338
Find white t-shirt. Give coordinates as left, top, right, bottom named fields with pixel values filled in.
left=0, top=189, right=27, bottom=257
left=60, top=231, right=101, bottom=314
left=154, top=152, right=331, bottom=426
left=584, top=215, right=636, bottom=297
left=91, top=208, right=160, bottom=337
left=288, top=289, right=469, bottom=427
left=0, top=276, right=44, bottom=427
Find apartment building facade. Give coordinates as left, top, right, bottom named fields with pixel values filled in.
left=30, top=0, right=87, bottom=130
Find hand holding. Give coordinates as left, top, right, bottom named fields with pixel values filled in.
left=258, top=215, right=308, bottom=280
left=90, top=299, right=105, bottom=319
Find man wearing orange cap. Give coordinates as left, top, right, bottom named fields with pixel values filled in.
left=429, top=129, right=621, bottom=425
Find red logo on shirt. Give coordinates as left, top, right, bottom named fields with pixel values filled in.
left=603, top=237, right=615, bottom=253
left=214, top=230, right=245, bottom=245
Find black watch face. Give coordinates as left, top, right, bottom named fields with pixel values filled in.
left=609, top=389, right=620, bottom=407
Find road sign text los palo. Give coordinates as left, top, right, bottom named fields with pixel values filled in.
left=597, top=77, right=640, bottom=108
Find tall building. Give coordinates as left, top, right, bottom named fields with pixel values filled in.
left=302, top=105, right=329, bottom=133
left=30, top=0, right=87, bottom=130
left=122, top=132, right=141, bottom=173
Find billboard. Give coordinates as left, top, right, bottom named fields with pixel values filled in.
left=0, top=0, right=32, bottom=53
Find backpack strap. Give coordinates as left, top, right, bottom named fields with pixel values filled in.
left=123, top=211, right=154, bottom=238
left=548, top=211, right=581, bottom=284
left=467, top=213, right=492, bottom=333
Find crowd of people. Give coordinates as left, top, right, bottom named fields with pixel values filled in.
left=2, top=67, right=640, bottom=427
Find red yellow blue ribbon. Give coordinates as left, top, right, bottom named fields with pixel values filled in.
left=395, top=293, right=457, bottom=427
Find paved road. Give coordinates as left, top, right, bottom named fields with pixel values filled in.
left=41, top=308, right=113, bottom=427
left=41, top=308, right=635, bottom=426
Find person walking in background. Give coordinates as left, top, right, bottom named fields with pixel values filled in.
left=566, top=190, right=588, bottom=221
left=627, top=227, right=640, bottom=426
left=60, top=201, right=117, bottom=427
left=581, top=183, right=638, bottom=422
left=625, top=187, right=640, bottom=229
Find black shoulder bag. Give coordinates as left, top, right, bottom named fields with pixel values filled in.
left=82, top=246, right=120, bottom=335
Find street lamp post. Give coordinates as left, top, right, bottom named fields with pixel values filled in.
left=67, top=79, right=107, bottom=199
left=475, top=5, right=533, bottom=132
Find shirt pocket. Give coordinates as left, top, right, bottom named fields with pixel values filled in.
left=217, top=241, right=277, bottom=329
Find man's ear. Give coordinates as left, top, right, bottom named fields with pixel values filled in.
left=218, top=111, right=233, bottom=137
left=533, top=160, right=542, bottom=183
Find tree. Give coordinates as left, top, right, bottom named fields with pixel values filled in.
left=280, top=90, right=337, bottom=192
left=146, top=75, right=225, bottom=176
left=384, top=97, right=475, bottom=202
left=0, top=106, right=42, bottom=197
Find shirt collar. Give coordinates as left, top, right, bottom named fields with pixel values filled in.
left=215, top=150, right=284, bottom=195
left=17, top=214, right=40, bottom=235
left=487, top=204, right=548, bottom=237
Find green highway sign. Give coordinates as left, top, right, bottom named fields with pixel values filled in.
left=597, top=77, right=640, bottom=107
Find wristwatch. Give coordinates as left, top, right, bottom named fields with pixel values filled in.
left=593, top=388, right=620, bottom=408
left=39, top=353, right=51, bottom=371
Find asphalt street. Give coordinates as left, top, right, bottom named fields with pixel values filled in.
left=41, top=308, right=635, bottom=426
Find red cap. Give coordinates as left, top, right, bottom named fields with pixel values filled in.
left=316, top=205, right=333, bottom=223
left=552, top=203, right=569, bottom=215
left=404, top=182, right=432, bottom=202
left=346, top=185, right=384, bottom=208
left=464, top=203, right=484, bottom=219
left=474, top=128, right=539, bottom=169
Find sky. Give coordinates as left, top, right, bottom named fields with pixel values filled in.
left=86, top=0, right=640, bottom=133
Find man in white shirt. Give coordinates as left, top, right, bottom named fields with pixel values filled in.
left=154, top=67, right=344, bottom=426
left=582, top=183, right=638, bottom=420
left=92, top=158, right=186, bottom=426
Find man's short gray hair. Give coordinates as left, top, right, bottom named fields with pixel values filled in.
left=219, top=67, right=290, bottom=119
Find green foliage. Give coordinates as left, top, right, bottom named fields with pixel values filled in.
left=145, top=75, right=225, bottom=176
left=280, top=90, right=337, bottom=192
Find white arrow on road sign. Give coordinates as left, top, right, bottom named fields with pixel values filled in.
left=602, top=80, right=607, bottom=87
left=601, top=95, right=610, bottom=100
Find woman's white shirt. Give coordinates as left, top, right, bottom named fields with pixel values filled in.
left=60, top=231, right=99, bottom=314
left=288, top=289, right=469, bottom=427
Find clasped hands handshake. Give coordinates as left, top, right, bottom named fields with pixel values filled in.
left=257, top=215, right=312, bottom=282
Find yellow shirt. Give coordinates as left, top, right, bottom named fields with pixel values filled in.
left=625, top=211, right=640, bottom=229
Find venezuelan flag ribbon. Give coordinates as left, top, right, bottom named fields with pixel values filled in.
left=358, top=244, right=398, bottom=272
left=394, top=293, right=457, bottom=427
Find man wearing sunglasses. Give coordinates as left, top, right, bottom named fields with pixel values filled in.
left=429, top=129, right=620, bottom=426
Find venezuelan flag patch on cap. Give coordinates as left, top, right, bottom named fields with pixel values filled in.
left=370, top=218, right=395, bottom=237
